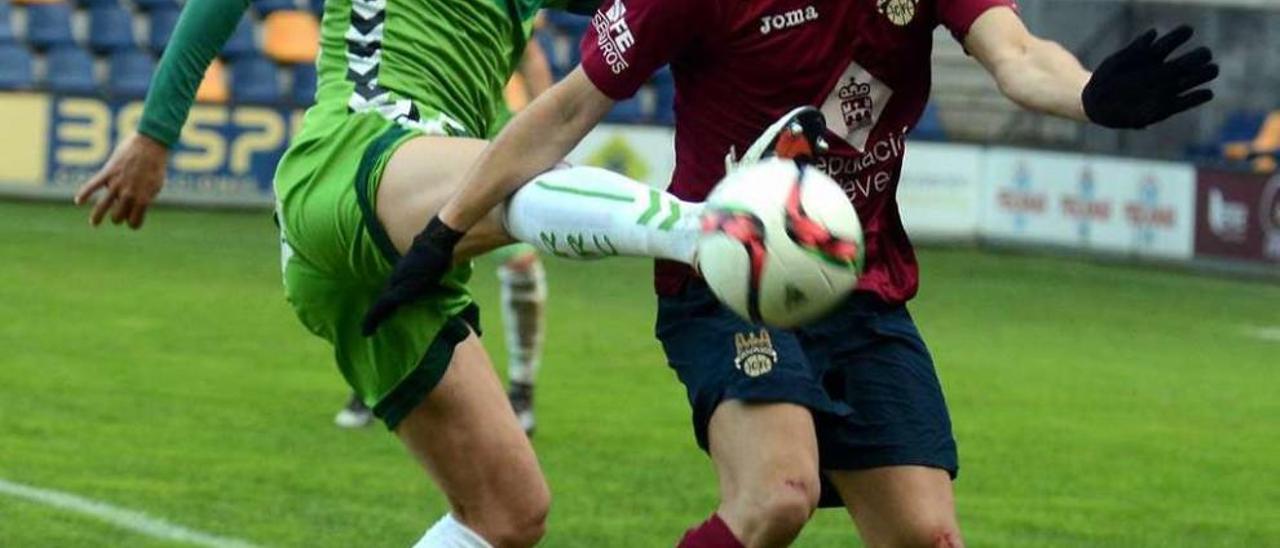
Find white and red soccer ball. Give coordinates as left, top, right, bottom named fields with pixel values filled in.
left=698, top=159, right=864, bottom=328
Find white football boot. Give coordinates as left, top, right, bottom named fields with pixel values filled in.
left=724, top=106, right=830, bottom=174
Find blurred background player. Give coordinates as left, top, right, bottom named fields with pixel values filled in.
left=335, top=29, right=554, bottom=433
left=364, top=0, right=1220, bottom=546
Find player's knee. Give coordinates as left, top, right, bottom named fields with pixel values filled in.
left=740, top=477, right=818, bottom=539
left=486, top=493, right=550, bottom=547
left=878, top=519, right=963, bottom=548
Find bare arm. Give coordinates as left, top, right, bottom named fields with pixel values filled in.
left=439, top=67, right=615, bottom=230
left=965, top=7, right=1090, bottom=122
left=965, top=9, right=1217, bottom=129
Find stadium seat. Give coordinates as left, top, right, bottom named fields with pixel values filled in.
left=651, top=67, right=674, bottom=126
left=230, top=56, right=281, bottom=104
left=912, top=102, right=947, bottom=141
left=307, top=0, right=323, bottom=17
left=253, top=0, right=296, bottom=15
left=262, top=10, right=318, bottom=64
left=88, top=5, right=137, bottom=53
left=133, top=0, right=177, bottom=11
left=108, top=49, right=155, bottom=98
left=46, top=46, right=97, bottom=95
left=0, top=44, right=35, bottom=89
left=289, top=62, right=315, bottom=106
left=196, top=59, right=228, bottom=103
left=534, top=30, right=574, bottom=81
left=0, top=0, right=14, bottom=43
left=221, top=18, right=257, bottom=60
left=147, top=6, right=180, bottom=52
left=1219, top=110, right=1267, bottom=161
left=24, top=2, right=75, bottom=51
left=75, top=0, right=117, bottom=8
left=544, top=11, right=589, bottom=36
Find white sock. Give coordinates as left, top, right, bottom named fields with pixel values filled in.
left=498, top=259, right=545, bottom=386
left=414, top=514, right=492, bottom=548
left=505, top=166, right=701, bottom=264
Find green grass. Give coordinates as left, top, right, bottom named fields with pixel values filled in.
left=1, top=200, right=1277, bottom=547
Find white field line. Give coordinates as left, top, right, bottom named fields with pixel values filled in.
left=0, top=478, right=260, bottom=548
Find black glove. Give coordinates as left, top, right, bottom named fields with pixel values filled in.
left=361, top=215, right=465, bottom=336
left=1083, top=26, right=1219, bottom=129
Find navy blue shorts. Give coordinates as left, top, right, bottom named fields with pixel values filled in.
left=655, top=281, right=957, bottom=507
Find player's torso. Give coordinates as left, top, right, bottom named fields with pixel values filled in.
left=306, top=0, right=542, bottom=138
left=670, top=0, right=939, bottom=209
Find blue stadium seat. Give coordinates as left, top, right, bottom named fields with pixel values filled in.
left=0, top=3, right=14, bottom=45
left=25, top=3, right=76, bottom=52
left=1219, top=111, right=1267, bottom=144
left=604, top=96, right=647, bottom=124
left=545, top=11, right=589, bottom=36
left=0, top=44, right=34, bottom=89
left=88, top=6, right=137, bottom=53
left=307, top=0, right=324, bottom=17
left=535, top=30, right=575, bottom=81
left=76, top=0, right=118, bottom=8
left=290, top=62, right=315, bottom=106
left=133, top=0, right=177, bottom=11
left=912, top=102, right=947, bottom=141
left=147, top=6, right=180, bottom=51
left=108, top=49, right=155, bottom=98
left=651, top=67, right=674, bottom=125
left=254, top=0, right=296, bottom=15
left=230, top=56, right=281, bottom=103
left=46, top=46, right=98, bottom=95
left=221, top=18, right=257, bottom=59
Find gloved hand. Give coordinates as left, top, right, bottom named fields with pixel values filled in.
left=1083, top=26, right=1219, bottom=129
left=362, top=215, right=465, bottom=336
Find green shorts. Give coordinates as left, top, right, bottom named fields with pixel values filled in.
left=274, top=111, right=477, bottom=430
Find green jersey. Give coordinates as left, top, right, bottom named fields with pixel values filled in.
left=137, top=0, right=594, bottom=146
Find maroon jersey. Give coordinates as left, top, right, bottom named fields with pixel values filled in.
left=581, top=0, right=1015, bottom=304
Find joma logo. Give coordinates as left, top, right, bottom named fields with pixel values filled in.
left=759, top=5, right=819, bottom=35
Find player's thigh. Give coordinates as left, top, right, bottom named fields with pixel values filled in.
left=376, top=135, right=514, bottom=258
left=708, top=400, right=821, bottom=516
left=826, top=466, right=961, bottom=548
left=396, top=333, right=548, bottom=527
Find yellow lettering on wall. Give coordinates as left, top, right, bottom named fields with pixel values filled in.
left=55, top=99, right=110, bottom=167
left=174, top=106, right=228, bottom=172
left=229, top=108, right=285, bottom=174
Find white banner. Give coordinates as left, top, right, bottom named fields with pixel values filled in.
left=981, top=147, right=1196, bottom=260
left=898, top=142, right=983, bottom=241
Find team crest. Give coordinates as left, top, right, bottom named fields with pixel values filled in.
left=819, top=60, right=892, bottom=150
left=877, top=0, right=917, bottom=26
left=837, top=79, right=875, bottom=132
left=734, top=329, right=778, bottom=377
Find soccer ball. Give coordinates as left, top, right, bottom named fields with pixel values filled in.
left=698, top=159, right=864, bottom=328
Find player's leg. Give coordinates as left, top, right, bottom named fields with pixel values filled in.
left=827, top=467, right=960, bottom=548
left=375, top=136, right=702, bottom=265
left=687, top=401, right=821, bottom=547
left=658, top=282, right=849, bottom=547
left=277, top=120, right=548, bottom=546
left=493, top=244, right=545, bottom=435
left=397, top=333, right=549, bottom=547
left=811, top=299, right=962, bottom=548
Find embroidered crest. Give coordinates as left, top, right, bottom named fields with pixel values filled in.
left=877, top=0, right=918, bottom=26
left=734, top=329, right=778, bottom=377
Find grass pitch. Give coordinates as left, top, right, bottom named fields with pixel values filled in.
left=0, top=200, right=1277, bottom=547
